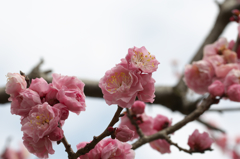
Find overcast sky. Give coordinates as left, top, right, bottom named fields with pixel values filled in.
left=0, top=0, right=239, bottom=159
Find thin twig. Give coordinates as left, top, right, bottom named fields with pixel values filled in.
left=72, top=106, right=123, bottom=159
left=132, top=95, right=216, bottom=150
left=126, top=108, right=145, bottom=138
left=208, top=107, right=240, bottom=113
left=196, top=118, right=225, bottom=133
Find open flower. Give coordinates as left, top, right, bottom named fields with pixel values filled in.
left=99, top=64, right=143, bottom=108
left=126, top=46, right=160, bottom=73
left=5, top=73, right=27, bottom=97
left=21, top=102, right=60, bottom=143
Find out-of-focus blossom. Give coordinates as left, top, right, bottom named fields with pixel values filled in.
left=76, top=141, right=102, bottom=159
left=215, top=63, right=239, bottom=78
left=227, top=84, right=240, bottom=102
left=208, top=80, right=225, bottom=97
left=5, top=73, right=27, bottom=97
left=149, top=136, right=171, bottom=154
left=23, top=133, right=54, bottom=159
left=115, top=125, right=134, bottom=142
left=153, top=114, right=172, bottom=131
left=188, top=129, right=213, bottom=151
left=224, top=69, right=240, bottom=89
left=203, top=37, right=228, bottom=58
left=184, top=60, right=214, bottom=94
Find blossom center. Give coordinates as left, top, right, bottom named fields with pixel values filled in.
left=106, top=72, right=131, bottom=93
left=132, top=51, right=155, bottom=68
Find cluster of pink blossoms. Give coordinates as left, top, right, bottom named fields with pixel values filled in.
left=99, top=46, right=160, bottom=108
left=5, top=73, right=86, bottom=158
left=184, top=37, right=240, bottom=101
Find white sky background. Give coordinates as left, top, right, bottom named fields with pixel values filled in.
left=0, top=0, right=240, bottom=159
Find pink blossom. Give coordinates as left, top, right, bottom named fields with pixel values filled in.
left=149, top=138, right=171, bottom=154
left=48, top=127, right=64, bottom=141
left=208, top=80, right=225, bottom=97
left=45, top=85, right=59, bottom=106
left=137, top=73, right=156, bottom=103
left=99, top=64, right=143, bottom=108
left=23, top=133, right=54, bottom=159
left=214, top=134, right=227, bottom=152
left=115, top=125, right=134, bottom=142
left=224, top=69, right=240, bottom=89
left=222, top=49, right=238, bottom=63
left=5, top=73, right=27, bottom=97
left=10, top=89, right=41, bottom=117
left=125, top=46, right=160, bottom=73
left=76, top=141, right=102, bottom=159
left=153, top=114, right=172, bottom=131
left=29, top=78, right=50, bottom=97
left=57, top=86, right=86, bottom=115
left=203, top=37, right=228, bottom=58
left=184, top=60, right=214, bottom=94
left=100, top=138, right=135, bottom=159
left=1, top=148, right=18, bottom=159
left=215, top=63, right=239, bottom=78
left=188, top=129, right=213, bottom=151
left=131, top=101, right=145, bottom=115
left=227, top=84, right=240, bottom=102
left=21, top=102, right=60, bottom=143
left=119, top=113, right=153, bottom=139
left=228, top=40, right=235, bottom=50
left=53, top=103, right=69, bottom=120
left=204, top=55, right=225, bottom=71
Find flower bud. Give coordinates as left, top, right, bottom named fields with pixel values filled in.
left=131, top=101, right=145, bottom=114
left=115, top=125, right=134, bottom=142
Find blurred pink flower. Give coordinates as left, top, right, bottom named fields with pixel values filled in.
left=188, top=129, right=213, bottom=151
left=184, top=60, right=214, bottom=94
left=149, top=138, right=171, bottom=154
left=224, top=69, right=240, bottom=89
left=208, top=80, right=225, bottom=97
left=76, top=141, right=102, bottom=159
left=5, top=73, right=27, bottom=97
left=126, top=46, right=160, bottom=73
left=153, top=114, right=172, bottom=131
left=115, top=125, right=134, bottom=142
left=227, top=84, right=240, bottom=102
left=23, top=133, right=54, bottom=159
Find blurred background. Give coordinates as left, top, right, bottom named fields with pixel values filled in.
left=0, top=0, right=239, bottom=158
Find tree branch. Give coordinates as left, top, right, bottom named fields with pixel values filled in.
left=196, top=118, right=225, bottom=133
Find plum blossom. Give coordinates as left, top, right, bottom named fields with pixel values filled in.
left=184, top=60, right=214, bottom=94
left=23, top=133, right=54, bottom=159
left=10, top=89, right=41, bottom=117
left=21, top=102, right=60, bottom=143
left=131, top=101, right=145, bottom=115
left=125, top=46, right=160, bottom=73
left=99, top=64, right=143, bottom=108
left=224, top=69, right=240, bottom=89
left=76, top=141, right=102, bottom=159
left=52, top=73, right=86, bottom=115
left=208, top=80, right=225, bottom=97
left=115, top=125, right=134, bottom=142
left=5, top=73, right=27, bottom=97
left=48, top=127, right=64, bottom=141
left=53, top=103, right=69, bottom=120
left=153, top=114, right=172, bottom=131
left=188, top=129, right=213, bottom=151
left=227, top=84, right=240, bottom=102
left=29, top=78, right=50, bottom=97
left=100, top=138, right=135, bottom=159
left=149, top=137, right=171, bottom=154
left=203, top=37, right=228, bottom=58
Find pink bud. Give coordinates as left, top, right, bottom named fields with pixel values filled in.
left=49, top=127, right=64, bottom=141
left=115, top=125, right=134, bottom=142
left=208, top=80, right=224, bottom=97
left=131, top=101, right=145, bottom=114
left=5, top=73, right=27, bottom=97
left=188, top=129, right=213, bottom=151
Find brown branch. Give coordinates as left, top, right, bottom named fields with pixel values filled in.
left=72, top=106, right=123, bottom=159
left=131, top=95, right=216, bottom=150
left=126, top=108, right=145, bottom=138
left=196, top=118, right=225, bottom=133
left=208, top=107, right=240, bottom=113
left=61, top=135, right=75, bottom=158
